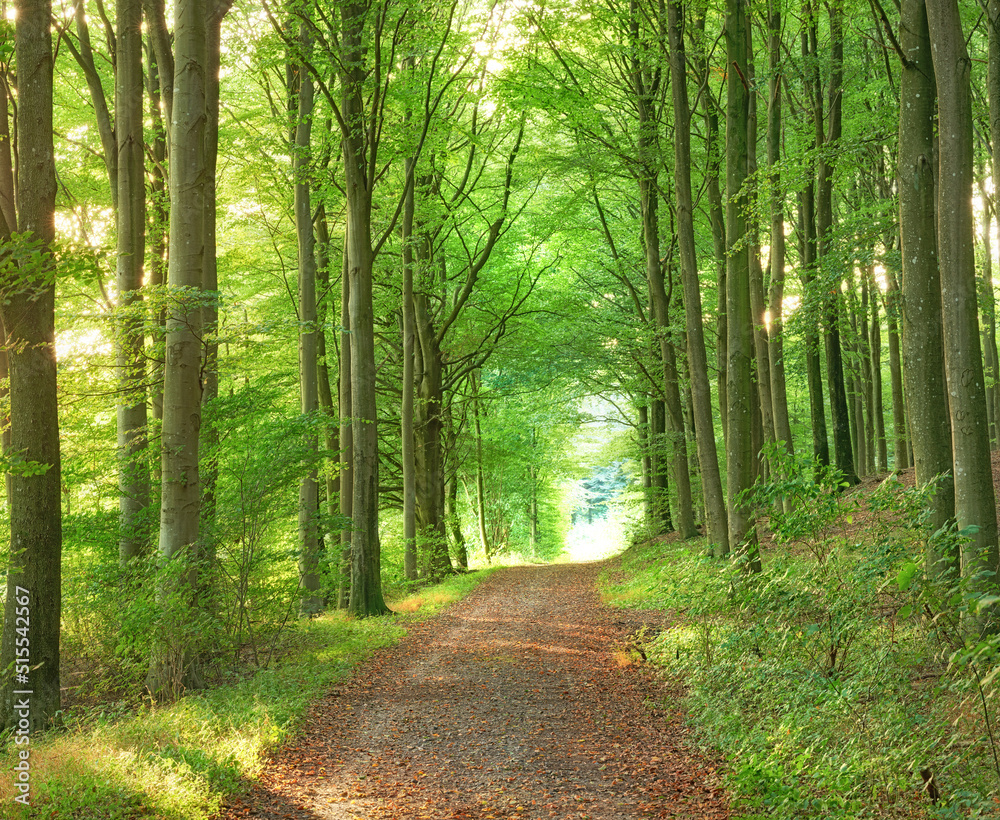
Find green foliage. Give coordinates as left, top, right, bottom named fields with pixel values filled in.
left=602, top=475, right=1000, bottom=820
left=1, top=568, right=495, bottom=818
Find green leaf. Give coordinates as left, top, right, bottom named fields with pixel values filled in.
left=897, top=604, right=913, bottom=620
left=897, top=562, right=920, bottom=592
left=975, top=595, right=1000, bottom=613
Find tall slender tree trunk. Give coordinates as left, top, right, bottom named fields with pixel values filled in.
left=650, top=398, right=673, bottom=533
left=147, top=44, right=168, bottom=424
left=884, top=267, right=909, bottom=469
left=444, top=404, right=468, bottom=569
left=799, top=184, right=830, bottom=468
left=724, top=0, right=759, bottom=568
left=899, top=0, right=956, bottom=565
left=472, top=372, right=490, bottom=563
left=926, top=0, right=1000, bottom=590
left=116, top=0, right=150, bottom=562
left=149, top=0, right=210, bottom=700
left=746, top=51, right=775, bottom=475
left=0, top=0, right=62, bottom=731
left=667, top=0, right=727, bottom=552
left=692, top=15, right=728, bottom=445
left=199, top=4, right=230, bottom=576
left=401, top=154, right=418, bottom=581
left=293, top=27, right=323, bottom=616
left=341, top=0, right=388, bottom=616
left=815, top=0, right=857, bottom=485
left=767, top=0, right=793, bottom=460
left=978, top=188, right=1000, bottom=446
left=869, top=271, right=888, bottom=471
left=338, top=245, right=353, bottom=610
left=315, top=209, right=339, bottom=594
left=987, top=0, right=1000, bottom=444
left=638, top=402, right=654, bottom=529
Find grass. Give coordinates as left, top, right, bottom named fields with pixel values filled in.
left=600, top=478, right=1000, bottom=820
left=0, top=568, right=497, bottom=819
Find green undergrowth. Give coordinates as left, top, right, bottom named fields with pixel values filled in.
left=0, top=568, right=495, bottom=820
left=601, top=476, right=1000, bottom=820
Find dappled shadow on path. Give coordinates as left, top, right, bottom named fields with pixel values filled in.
left=216, top=563, right=730, bottom=820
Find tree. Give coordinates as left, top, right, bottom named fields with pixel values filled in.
left=115, top=0, right=150, bottom=562
left=724, top=0, right=759, bottom=567
left=926, top=0, right=999, bottom=593
left=0, top=0, right=62, bottom=731
left=898, top=0, right=955, bottom=571
left=666, top=0, right=727, bottom=553
left=292, top=23, right=323, bottom=616
left=149, top=0, right=232, bottom=698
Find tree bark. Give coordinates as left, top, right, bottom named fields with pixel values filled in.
left=767, top=0, right=794, bottom=460
left=401, top=152, right=418, bottom=582
left=293, top=26, right=323, bottom=616
left=116, top=0, right=150, bottom=561
left=666, top=0, right=727, bottom=552
left=926, top=0, right=1000, bottom=588
left=815, top=0, right=857, bottom=486
left=338, top=243, right=353, bottom=610
left=724, top=0, right=759, bottom=568
left=884, top=267, right=910, bottom=469
left=899, top=0, right=956, bottom=564
left=342, top=0, right=389, bottom=616
left=150, top=0, right=208, bottom=699
left=0, top=0, right=62, bottom=731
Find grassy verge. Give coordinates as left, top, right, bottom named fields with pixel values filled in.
left=0, top=568, right=497, bottom=819
left=600, top=482, right=1000, bottom=820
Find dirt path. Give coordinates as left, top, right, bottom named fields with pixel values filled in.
left=220, top=562, right=730, bottom=820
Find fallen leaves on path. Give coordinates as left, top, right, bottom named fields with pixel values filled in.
left=217, top=562, right=731, bottom=820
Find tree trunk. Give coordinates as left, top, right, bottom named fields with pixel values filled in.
left=978, top=188, right=1000, bottom=446
left=0, top=0, right=62, bottom=731
left=148, top=0, right=211, bottom=700
left=693, top=15, right=728, bottom=445
left=746, top=49, right=775, bottom=474
left=870, top=271, right=888, bottom=471
left=798, top=186, right=830, bottom=469
left=926, top=0, right=999, bottom=589
left=116, top=0, right=150, bottom=562
left=341, top=0, right=389, bottom=617
left=767, top=0, right=794, bottom=460
left=293, top=27, right=323, bottom=616
left=444, top=404, right=468, bottom=569
left=884, top=267, right=910, bottom=469
left=315, top=209, right=339, bottom=596
left=815, top=0, right=857, bottom=486
left=899, top=0, right=956, bottom=565
left=472, top=372, right=490, bottom=563
left=987, top=0, right=1000, bottom=444
left=638, top=402, right=654, bottom=529
left=147, top=43, right=168, bottom=423
left=338, top=243, right=353, bottom=610
left=724, top=0, right=759, bottom=568
left=401, top=153, right=418, bottom=581
left=650, top=397, right=673, bottom=533
left=666, top=0, right=727, bottom=552
left=199, top=5, right=228, bottom=578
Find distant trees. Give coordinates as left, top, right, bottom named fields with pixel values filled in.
left=11, top=0, right=1000, bottom=719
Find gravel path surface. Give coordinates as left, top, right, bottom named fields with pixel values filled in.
left=219, top=562, right=731, bottom=820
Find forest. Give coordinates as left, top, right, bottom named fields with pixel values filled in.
left=2, top=0, right=1000, bottom=816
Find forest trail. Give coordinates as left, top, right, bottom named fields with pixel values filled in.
left=219, top=562, right=730, bottom=820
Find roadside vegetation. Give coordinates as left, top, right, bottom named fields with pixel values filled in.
left=0, top=568, right=496, bottom=820
left=601, top=464, right=1000, bottom=820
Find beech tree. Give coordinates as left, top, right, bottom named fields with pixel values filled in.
left=898, top=0, right=955, bottom=571
left=926, top=0, right=999, bottom=592
left=0, top=0, right=62, bottom=731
